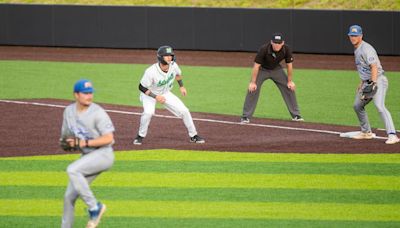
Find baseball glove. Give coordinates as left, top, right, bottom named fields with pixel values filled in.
left=361, top=80, right=377, bottom=101
left=59, top=137, right=81, bottom=152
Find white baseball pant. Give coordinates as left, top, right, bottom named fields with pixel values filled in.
left=138, top=91, right=198, bottom=137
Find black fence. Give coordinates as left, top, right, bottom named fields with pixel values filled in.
left=0, top=4, right=399, bottom=55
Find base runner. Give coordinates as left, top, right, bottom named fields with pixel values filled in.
left=133, top=45, right=205, bottom=145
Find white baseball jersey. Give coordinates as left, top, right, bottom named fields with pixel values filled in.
left=136, top=61, right=199, bottom=138
left=354, top=40, right=384, bottom=81
left=140, top=62, right=182, bottom=95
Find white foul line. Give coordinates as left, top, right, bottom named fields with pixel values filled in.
left=0, top=99, right=389, bottom=140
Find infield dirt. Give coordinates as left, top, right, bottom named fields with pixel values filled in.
left=1, top=46, right=399, bottom=156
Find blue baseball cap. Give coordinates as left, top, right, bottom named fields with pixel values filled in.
left=73, top=79, right=94, bottom=93
left=348, top=25, right=363, bottom=36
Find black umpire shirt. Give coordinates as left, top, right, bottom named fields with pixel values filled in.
left=254, top=43, right=294, bottom=70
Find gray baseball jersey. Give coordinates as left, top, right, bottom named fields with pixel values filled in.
left=354, top=41, right=384, bottom=81
left=61, top=102, right=115, bottom=153
left=352, top=41, right=397, bottom=136
left=61, top=102, right=115, bottom=228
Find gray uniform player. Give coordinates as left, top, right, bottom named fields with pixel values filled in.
left=61, top=79, right=115, bottom=228
left=347, top=25, right=399, bottom=144
left=133, top=45, right=205, bottom=145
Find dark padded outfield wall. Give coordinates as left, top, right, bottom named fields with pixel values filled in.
left=3, top=4, right=53, bottom=46
left=0, top=4, right=399, bottom=55
left=53, top=5, right=98, bottom=47
left=396, top=12, right=400, bottom=54
left=292, top=10, right=344, bottom=54
left=241, top=8, right=292, bottom=51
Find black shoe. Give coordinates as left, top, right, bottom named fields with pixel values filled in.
left=190, top=135, right=205, bottom=144
left=133, top=135, right=144, bottom=145
left=292, top=115, right=304, bottom=121
left=240, top=117, right=250, bottom=124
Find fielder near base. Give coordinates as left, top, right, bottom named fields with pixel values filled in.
left=347, top=25, right=399, bottom=144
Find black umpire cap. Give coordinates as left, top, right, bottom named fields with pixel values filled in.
left=271, top=33, right=284, bottom=44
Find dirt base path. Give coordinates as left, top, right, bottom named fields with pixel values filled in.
left=0, top=46, right=399, bottom=156
left=1, top=99, right=398, bottom=157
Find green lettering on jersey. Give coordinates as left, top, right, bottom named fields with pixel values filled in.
left=157, top=74, right=175, bottom=87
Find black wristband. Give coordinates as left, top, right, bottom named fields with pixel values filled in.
left=138, top=83, right=148, bottom=93
left=177, top=80, right=184, bottom=87
left=149, top=92, right=157, bottom=99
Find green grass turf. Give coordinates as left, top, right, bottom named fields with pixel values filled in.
left=2, top=160, right=400, bottom=175
left=2, top=199, right=400, bottom=220
left=2, top=186, right=400, bottom=204
left=1, top=216, right=399, bottom=228
left=2, top=171, right=399, bottom=190
left=1, top=150, right=400, bottom=227
left=1, top=57, right=399, bottom=226
left=7, top=150, right=400, bottom=163
left=0, top=60, right=399, bottom=128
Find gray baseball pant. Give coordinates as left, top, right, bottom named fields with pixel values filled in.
left=242, top=67, right=301, bottom=118
left=353, top=75, right=396, bottom=135
left=61, top=148, right=114, bottom=228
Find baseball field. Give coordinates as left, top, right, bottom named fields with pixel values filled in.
left=1, top=46, right=400, bottom=227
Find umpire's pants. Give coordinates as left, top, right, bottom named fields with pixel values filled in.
left=242, top=67, right=301, bottom=119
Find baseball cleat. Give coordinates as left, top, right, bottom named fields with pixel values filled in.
left=240, top=117, right=250, bottom=124
left=291, top=115, right=304, bottom=121
left=352, top=131, right=374, bottom=140
left=385, top=134, right=400, bottom=144
left=190, top=135, right=205, bottom=144
left=133, top=135, right=144, bottom=145
left=86, top=202, right=106, bottom=228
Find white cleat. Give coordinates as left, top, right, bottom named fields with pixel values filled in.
left=352, top=131, right=374, bottom=140
left=240, top=117, right=250, bottom=124
left=385, top=134, right=400, bottom=144
left=291, top=115, right=304, bottom=122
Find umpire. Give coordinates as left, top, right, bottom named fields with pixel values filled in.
left=241, top=32, right=303, bottom=123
